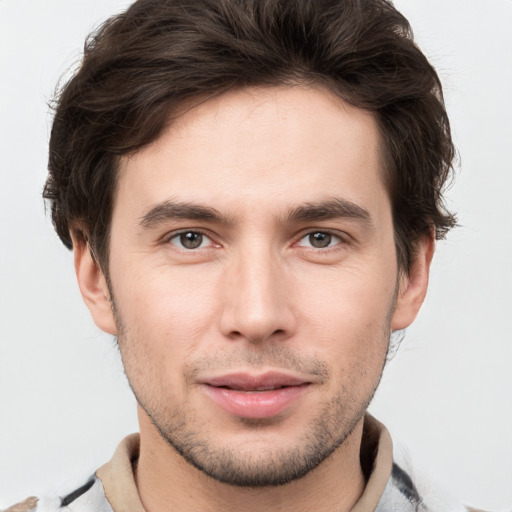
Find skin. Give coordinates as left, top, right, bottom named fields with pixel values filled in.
left=73, top=86, right=433, bottom=512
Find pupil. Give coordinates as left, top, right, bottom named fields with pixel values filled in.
left=181, top=232, right=202, bottom=249
left=310, top=232, right=331, bottom=248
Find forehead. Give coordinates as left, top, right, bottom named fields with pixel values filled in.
left=115, top=86, right=388, bottom=221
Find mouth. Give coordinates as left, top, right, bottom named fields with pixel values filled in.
left=199, top=372, right=312, bottom=419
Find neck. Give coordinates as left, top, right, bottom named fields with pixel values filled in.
left=135, top=409, right=366, bottom=512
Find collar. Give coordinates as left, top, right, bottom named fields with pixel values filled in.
left=96, top=414, right=393, bottom=512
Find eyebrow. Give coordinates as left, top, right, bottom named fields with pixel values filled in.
left=139, top=200, right=228, bottom=228
left=139, top=197, right=372, bottom=229
left=286, top=198, right=372, bottom=226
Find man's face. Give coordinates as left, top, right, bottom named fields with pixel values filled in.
left=81, top=86, right=427, bottom=486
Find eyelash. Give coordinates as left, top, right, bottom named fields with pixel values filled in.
left=164, top=229, right=348, bottom=252
left=165, top=230, right=218, bottom=251
left=294, top=231, right=345, bottom=250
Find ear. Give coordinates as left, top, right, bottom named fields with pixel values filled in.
left=391, top=232, right=435, bottom=331
left=71, top=231, right=117, bottom=335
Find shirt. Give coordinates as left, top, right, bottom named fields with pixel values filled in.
left=4, top=415, right=478, bottom=512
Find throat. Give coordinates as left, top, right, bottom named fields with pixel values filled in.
left=134, top=406, right=367, bottom=512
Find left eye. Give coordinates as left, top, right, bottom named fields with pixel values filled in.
left=168, top=231, right=213, bottom=250
left=297, top=231, right=342, bottom=249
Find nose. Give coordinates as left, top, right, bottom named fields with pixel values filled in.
left=218, top=244, right=296, bottom=344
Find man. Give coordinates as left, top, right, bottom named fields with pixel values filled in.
left=6, top=0, right=482, bottom=510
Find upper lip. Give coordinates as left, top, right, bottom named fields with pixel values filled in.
left=200, top=371, right=311, bottom=391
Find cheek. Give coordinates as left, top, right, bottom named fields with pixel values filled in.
left=316, top=309, right=390, bottom=407
left=299, top=265, right=396, bottom=329
left=296, top=267, right=394, bottom=368
left=111, top=261, right=223, bottom=355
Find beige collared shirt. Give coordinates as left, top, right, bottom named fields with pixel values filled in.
left=95, top=414, right=393, bottom=512
left=7, top=415, right=474, bottom=512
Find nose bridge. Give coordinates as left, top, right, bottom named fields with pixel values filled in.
left=220, top=237, right=293, bottom=343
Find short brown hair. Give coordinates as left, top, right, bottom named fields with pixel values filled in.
left=44, top=0, right=456, bottom=273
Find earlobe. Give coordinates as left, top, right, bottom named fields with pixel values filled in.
left=391, top=232, right=435, bottom=331
left=71, top=232, right=117, bottom=335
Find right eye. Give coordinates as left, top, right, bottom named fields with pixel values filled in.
left=168, top=231, right=214, bottom=250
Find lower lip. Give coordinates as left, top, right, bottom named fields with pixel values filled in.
left=201, top=384, right=310, bottom=419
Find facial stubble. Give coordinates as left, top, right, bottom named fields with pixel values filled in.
left=109, top=285, right=394, bottom=488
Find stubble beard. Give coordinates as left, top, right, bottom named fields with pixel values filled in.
left=109, top=289, right=392, bottom=488
left=116, top=335, right=387, bottom=487
left=140, top=377, right=375, bottom=487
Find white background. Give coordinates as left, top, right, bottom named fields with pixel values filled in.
left=0, top=0, right=511, bottom=509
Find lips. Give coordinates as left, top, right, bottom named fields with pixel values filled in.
left=200, top=372, right=311, bottom=419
